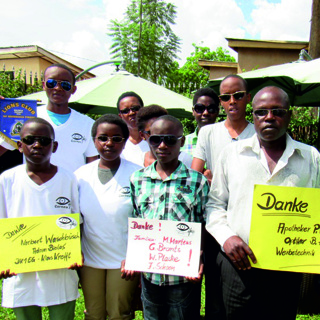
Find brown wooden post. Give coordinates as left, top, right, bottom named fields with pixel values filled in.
left=309, top=0, right=320, bottom=58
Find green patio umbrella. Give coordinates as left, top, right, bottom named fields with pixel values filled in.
left=20, top=71, right=193, bottom=118
left=208, top=58, right=320, bottom=106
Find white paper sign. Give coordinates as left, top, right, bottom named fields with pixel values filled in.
left=125, top=218, right=202, bottom=277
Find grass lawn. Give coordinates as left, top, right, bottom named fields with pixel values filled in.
left=0, top=278, right=319, bottom=319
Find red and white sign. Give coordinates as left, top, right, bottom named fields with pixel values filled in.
left=125, top=218, right=202, bottom=277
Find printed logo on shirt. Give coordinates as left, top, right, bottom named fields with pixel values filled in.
left=176, top=185, right=193, bottom=194
left=71, top=133, right=86, bottom=143
left=55, top=197, right=71, bottom=209
left=119, top=186, right=131, bottom=197
left=56, top=216, right=78, bottom=230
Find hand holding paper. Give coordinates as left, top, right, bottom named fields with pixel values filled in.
left=121, top=260, right=139, bottom=281
left=223, top=235, right=257, bottom=271
left=0, top=269, right=16, bottom=279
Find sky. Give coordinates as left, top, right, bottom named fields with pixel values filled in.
left=0, top=0, right=313, bottom=76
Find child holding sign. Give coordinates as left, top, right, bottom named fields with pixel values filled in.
left=0, top=118, right=81, bottom=320
left=123, top=115, right=209, bottom=320
left=75, top=114, right=141, bottom=320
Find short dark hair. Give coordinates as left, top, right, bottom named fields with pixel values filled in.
left=44, top=63, right=76, bottom=85
left=20, top=118, right=55, bottom=139
left=91, top=114, right=129, bottom=141
left=252, top=86, right=290, bottom=109
left=136, top=104, right=168, bottom=132
left=193, top=87, right=220, bottom=106
left=152, top=115, right=183, bottom=135
left=116, top=91, right=144, bottom=112
left=220, top=74, right=248, bottom=92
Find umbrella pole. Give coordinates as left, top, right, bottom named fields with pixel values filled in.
left=317, top=107, right=320, bottom=150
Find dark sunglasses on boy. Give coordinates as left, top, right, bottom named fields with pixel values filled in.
left=253, top=108, right=289, bottom=118
left=95, top=135, right=125, bottom=144
left=148, top=135, right=183, bottom=147
left=219, top=91, right=246, bottom=102
left=119, top=106, right=141, bottom=115
left=45, top=79, right=72, bottom=92
left=21, top=136, right=53, bottom=147
left=193, top=103, right=219, bottom=114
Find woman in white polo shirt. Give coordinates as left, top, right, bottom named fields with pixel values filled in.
left=75, top=114, right=141, bottom=320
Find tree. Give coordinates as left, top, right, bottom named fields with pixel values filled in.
left=309, top=0, right=320, bottom=59
left=0, top=70, right=42, bottom=98
left=108, top=0, right=181, bottom=83
left=163, top=44, right=236, bottom=97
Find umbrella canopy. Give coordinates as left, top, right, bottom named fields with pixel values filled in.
left=20, top=71, right=193, bottom=118
left=208, top=58, right=320, bottom=106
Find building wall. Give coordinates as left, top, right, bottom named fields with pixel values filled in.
left=237, top=48, right=302, bottom=73
left=209, top=66, right=237, bottom=79
left=0, top=57, right=50, bottom=84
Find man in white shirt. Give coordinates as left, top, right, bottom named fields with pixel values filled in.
left=192, top=75, right=255, bottom=176
left=206, top=86, right=320, bottom=320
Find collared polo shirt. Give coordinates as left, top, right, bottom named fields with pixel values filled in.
left=180, top=129, right=198, bottom=157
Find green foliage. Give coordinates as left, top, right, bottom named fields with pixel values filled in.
left=108, top=0, right=181, bottom=84
left=288, top=107, right=318, bottom=147
left=181, top=118, right=196, bottom=135
left=164, top=44, right=236, bottom=96
left=0, top=70, right=42, bottom=98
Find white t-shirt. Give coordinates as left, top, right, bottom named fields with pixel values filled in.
left=0, top=165, right=80, bottom=308
left=75, top=159, right=141, bottom=269
left=121, top=139, right=149, bottom=166
left=37, top=107, right=98, bottom=172
left=194, top=121, right=255, bottom=171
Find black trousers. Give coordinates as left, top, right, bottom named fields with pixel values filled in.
left=204, top=231, right=225, bottom=320
left=217, top=251, right=302, bottom=320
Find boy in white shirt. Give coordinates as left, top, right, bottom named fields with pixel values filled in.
left=0, top=118, right=81, bottom=320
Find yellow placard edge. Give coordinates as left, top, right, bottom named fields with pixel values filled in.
left=0, top=131, right=18, bottom=149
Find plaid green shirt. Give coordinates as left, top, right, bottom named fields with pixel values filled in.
left=130, top=161, right=209, bottom=286
left=180, top=129, right=198, bottom=157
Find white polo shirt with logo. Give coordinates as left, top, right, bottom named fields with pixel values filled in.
left=37, top=106, right=97, bottom=172
left=0, top=164, right=80, bottom=308
left=75, top=158, right=141, bottom=269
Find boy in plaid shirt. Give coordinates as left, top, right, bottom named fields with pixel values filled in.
left=123, top=115, right=209, bottom=320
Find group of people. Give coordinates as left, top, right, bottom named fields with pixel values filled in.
left=0, top=63, right=319, bottom=320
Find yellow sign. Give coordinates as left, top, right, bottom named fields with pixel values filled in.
left=0, top=214, right=82, bottom=274
left=249, top=184, right=320, bottom=273
left=0, top=131, right=17, bottom=149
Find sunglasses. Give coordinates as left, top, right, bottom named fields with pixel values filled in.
left=148, top=135, right=183, bottom=147
left=46, top=79, right=72, bottom=92
left=193, top=103, right=219, bottom=114
left=219, top=91, right=246, bottom=102
left=21, top=136, right=53, bottom=146
left=253, top=109, right=289, bottom=118
left=119, top=106, right=141, bottom=114
left=95, top=135, right=125, bottom=144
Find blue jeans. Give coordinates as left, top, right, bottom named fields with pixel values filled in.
left=141, top=276, right=201, bottom=320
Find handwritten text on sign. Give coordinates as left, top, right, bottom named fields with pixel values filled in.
left=249, top=185, right=320, bottom=273
left=0, top=214, right=82, bottom=274
left=125, top=218, right=202, bottom=277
